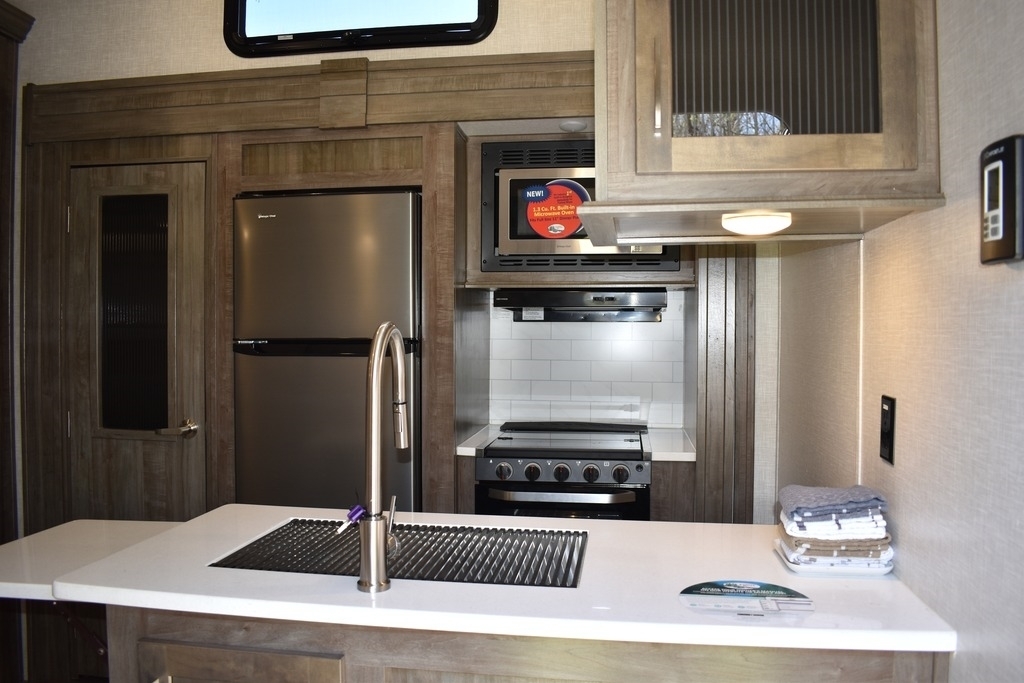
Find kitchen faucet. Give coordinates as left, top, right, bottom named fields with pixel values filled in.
left=358, top=321, right=409, bottom=593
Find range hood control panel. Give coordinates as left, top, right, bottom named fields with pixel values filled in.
left=493, top=288, right=667, bottom=323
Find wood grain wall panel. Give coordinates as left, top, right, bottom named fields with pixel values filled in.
left=651, top=461, right=696, bottom=522
left=455, top=455, right=476, bottom=514
left=240, top=137, right=422, bottom=177
left=419, top=123, right=458, bottom=513
left=366, top=51, right=594, bottom=125
left=693, top=246, right=756, bottom=523
left=24, top=67, right=329, bottom=143
left=108, top=606, right=947, bottom=683
left=23, top=52, right=593, bottom=145
left=20, top=140, right=68, bottom=535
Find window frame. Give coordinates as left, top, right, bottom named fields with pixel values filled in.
left=223, top=1, right=499, bottom=57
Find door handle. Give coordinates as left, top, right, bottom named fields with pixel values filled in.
left=487, top=489, right=637, bottom=505
left=156, top=418, right=199, bottom=439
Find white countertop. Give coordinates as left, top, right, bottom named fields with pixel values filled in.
left=0, top=519, right=178, bottom=600
left=45, top=504, right=954, bottom=653
left=457, top=424, right=697, bottom=462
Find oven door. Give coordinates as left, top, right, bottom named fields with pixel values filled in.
left=475, top=481, right=650, bottom=521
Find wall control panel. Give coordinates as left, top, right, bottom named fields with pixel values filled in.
left=880, top=395, right=896, bottom=465
left=981, top=135, right=1024, bottom=263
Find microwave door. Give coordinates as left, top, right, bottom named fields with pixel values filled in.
left=495, top=167, right=661, bottom=256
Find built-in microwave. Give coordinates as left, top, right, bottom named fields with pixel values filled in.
left=480, top=140, right=680, bottom=273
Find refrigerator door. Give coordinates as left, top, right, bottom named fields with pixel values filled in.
left=234, top=191, right=418, bottom=340
left=234, top=348, right=418, bottom=510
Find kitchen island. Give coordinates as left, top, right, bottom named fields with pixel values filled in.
left=19, top=504, right=954, bottom=682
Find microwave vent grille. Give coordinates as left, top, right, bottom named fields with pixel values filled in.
left=493, top=255, right=680, bottom=272
left=496, top=146, right=596, bottom=168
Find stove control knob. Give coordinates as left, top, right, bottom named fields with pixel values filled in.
left=612, top=464, right=631, bottom=484
left=495, top=462, right=514, bottom=481
left=553, top=463, right=571, bottom=483
left=524, top=462, right=542, bottom=481
left=582, top=464, right=601, bottom=483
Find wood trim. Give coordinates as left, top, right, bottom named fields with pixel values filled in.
left=0, top=2, right=26, bottom=547
left=651, top=460, right=696, bottom=522
left=692, top=246, right=755, bottom=523
left=24, top=51, right=594, bottom=145
left=0, top=12, right=29, bottom=683
left=0, top=0, right=32, bottom=44
left=420, top=123, right=459, bottom=513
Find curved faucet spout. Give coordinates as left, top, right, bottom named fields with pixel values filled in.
left=359, top=321, right=408, bottom=593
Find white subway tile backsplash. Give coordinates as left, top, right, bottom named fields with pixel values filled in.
left=509, top=359, right=551, bottom=381
left=591, top=361, right=632, bottom=383
left=652, top=340, right=684, bottom=362
left=652, top=382, right=682, bottom=403
left=509, top=401, right=551, bottom=421
left=592, top=323, right=633, bottom=341
left=610, top=382, right=653, bottom=402
left=552, top=322, right=589, bottom=340
left=550, top=360, right=591, bottom=381
left=642, top=321, right=676, bottom=341
left=489, top=359, right=511, bottom=381
left=571, top=381, right=612, bottom=401
left=551, top=402, right=592, bottom=420
left=571, top=340, right=612, bottom=361
left=510, top=321, right=551, bottom=340
left=491, top=339, right=532, bottom=360
left=531, top=339, right=573, bottom=360
left=489, top=400, right=511, bottom=423
left=531, top=380, right=571, bottom=401
left=491, top=379, right=532, bottom=400
left=647, top=402, right=677, bottom=427
left=631, top=361, right=674, bottom=383
left=611, top=340, right=653, bottom=362
left=487, top=290, right=688, bottom=428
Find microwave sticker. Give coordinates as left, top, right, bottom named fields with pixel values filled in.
left=523, top=179, right=590, bottom=239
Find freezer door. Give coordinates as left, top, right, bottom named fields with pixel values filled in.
left=234, top=352, right=418, bottom=511
left=234, top=192, right=418, bottom=340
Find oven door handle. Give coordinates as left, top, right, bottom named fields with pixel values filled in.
left=486, top=489, right=637, bottom=505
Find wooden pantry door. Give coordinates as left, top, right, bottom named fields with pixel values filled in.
left=65, top=162, right=207, bottom=521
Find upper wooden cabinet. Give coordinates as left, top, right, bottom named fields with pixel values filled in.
left=582, top=0, right=944, bottom=244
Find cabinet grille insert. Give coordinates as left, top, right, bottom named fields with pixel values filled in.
left=211, top=519, right=588, bottom=588
left=672, top=0, right=880, bottom=137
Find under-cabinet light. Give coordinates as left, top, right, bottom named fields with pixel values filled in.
left=721, top=211, right=792, bottom=235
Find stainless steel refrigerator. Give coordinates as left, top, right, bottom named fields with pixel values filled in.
left=233, top=190, right=420, bottom=511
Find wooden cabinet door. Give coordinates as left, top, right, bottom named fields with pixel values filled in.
left=66, top=163, right=207, bottom=521
left=600, top=0, right=940, bottom=202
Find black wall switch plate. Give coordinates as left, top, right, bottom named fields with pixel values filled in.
left=880, top=395, right=896, bottom=464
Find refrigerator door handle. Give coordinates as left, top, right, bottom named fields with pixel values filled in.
left=156, top=417, right=200, bottom=439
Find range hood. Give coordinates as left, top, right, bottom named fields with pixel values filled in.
left=576, top=197, right=947, bottom=246
left=493, top=288, right=667, bottom=323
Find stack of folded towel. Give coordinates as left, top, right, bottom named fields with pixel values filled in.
left=776, top=484, right=894, bottom=571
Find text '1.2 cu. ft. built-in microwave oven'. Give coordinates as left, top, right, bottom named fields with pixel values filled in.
left=479, top=139, right=681, bottom=273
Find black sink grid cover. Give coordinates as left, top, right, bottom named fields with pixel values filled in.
left=211, top=518, right=587, bottom=588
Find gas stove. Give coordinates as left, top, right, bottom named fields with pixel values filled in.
left=476, top=421, right=652, bottom=485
